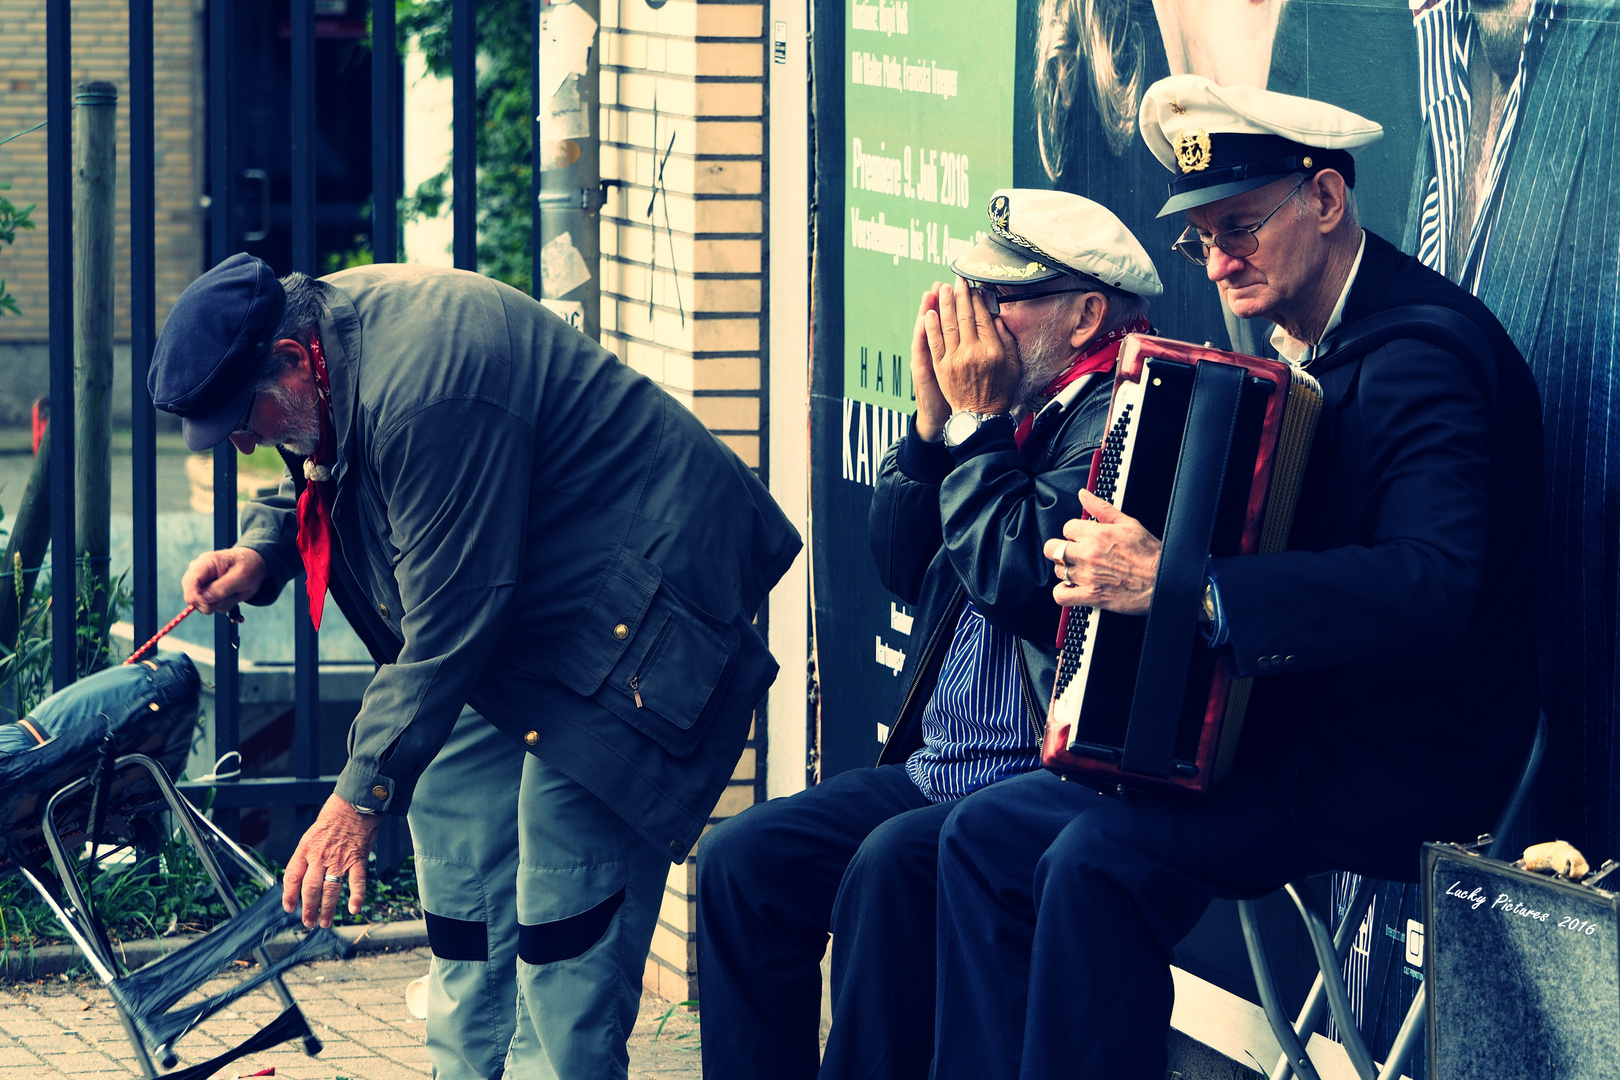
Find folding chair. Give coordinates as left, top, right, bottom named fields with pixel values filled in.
left=1238, top=710, right=1548, bottom=1080
left=3, top=655, right=347, bottom=1079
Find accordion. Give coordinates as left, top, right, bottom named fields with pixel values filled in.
left=1042, top=335, right=1322, bottom=794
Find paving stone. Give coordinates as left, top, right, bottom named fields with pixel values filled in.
left=29, top=1052, right=120, bottom=1073
left=1, top=944, right=708, bottom=1079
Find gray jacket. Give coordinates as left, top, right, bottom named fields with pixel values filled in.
left=238, top=264, right=801, bottom=860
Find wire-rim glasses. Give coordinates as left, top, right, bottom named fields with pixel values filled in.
left=1171, top=177, right=1307, bottom=267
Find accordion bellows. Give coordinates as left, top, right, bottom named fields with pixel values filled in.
left=1044, top=335, right=1322, bottom=794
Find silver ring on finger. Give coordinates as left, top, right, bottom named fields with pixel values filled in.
left=323, top=873, right=343, bottom=884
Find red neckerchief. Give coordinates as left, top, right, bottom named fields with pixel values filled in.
left=1014, top=317, right=1153, bottom=447
left=295, top=337, right=337, bottom=630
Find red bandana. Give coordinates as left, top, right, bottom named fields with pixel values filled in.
left=295, top=338, right=337, bottom=630
left=1014, top=317, right=1153, bottom=447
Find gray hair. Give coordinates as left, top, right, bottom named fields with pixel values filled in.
left=1093, top=281, right=1150, bottom=332
left=1060, top=274, right=1150, bottom=333
left=250, top=272, right=326, bottom=392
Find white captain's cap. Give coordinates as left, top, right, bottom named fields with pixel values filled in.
left=1139, top=75, right=1383, bottom=218
left=949, top=188, right=1163, bottom=298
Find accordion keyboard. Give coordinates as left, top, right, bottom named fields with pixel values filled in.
left=1050, top=378, right=1146, bottom=723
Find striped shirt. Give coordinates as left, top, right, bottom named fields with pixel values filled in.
left=1412, top=0, right=1554, bottom=289
left=906, top=602, right=1042, bottom=803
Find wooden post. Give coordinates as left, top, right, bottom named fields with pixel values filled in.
left=73, top=82, right=117, bottom=612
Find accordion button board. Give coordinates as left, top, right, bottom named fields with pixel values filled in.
left=1043, top=335, right=1322, bottom=795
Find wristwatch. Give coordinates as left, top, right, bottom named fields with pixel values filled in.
left=942, top=410, right=1008, bottom=448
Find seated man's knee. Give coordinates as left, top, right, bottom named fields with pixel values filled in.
left=697, top=803, right=778, bottom=897
left=844, top=810, right=940, bottom=889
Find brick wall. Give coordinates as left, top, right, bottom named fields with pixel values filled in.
left=0, top=0, right=204, bottom=347
left=597, top=0, right=767, bottom=1002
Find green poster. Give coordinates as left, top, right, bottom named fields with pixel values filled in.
left=843, top=0, right=1015, bottom=410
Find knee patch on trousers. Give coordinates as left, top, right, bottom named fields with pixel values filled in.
left=424, top=910, right=489, bottom=962
left=517, top=886, right=626, bottom=965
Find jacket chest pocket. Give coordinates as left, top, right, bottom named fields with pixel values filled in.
left=553, top=549, right=738, bottom=756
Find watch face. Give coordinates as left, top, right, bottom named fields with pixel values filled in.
left=943, top=411, right=980, bottom=447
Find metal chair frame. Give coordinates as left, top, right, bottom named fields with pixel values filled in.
left=1238, top=711, right=1548, bottom=1080
left=14, top=752, right=322, bottom=1077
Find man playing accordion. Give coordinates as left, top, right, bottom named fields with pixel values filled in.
left=931, top=77, right=1543, bottom=1080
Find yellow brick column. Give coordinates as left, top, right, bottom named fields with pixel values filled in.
left=598, top=0, right=766, bottom=1003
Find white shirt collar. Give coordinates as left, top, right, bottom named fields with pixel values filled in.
left=1268, top=232, right=1366, bottom=367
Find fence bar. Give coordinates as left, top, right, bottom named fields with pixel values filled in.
left=209, top=0, right=240, bottom=805
left=453, top=0, right=477, bottom=270
left=291, top=0, right=315, bottom=275
left=290, top=0, right=320, bottom=786
left=372, top=0, right=398, bottom=264
left=531, top=0, right=542, bottom=297
left=47, top=0, right=76, bottom=692
left=130, top=0, right=157, bottom=646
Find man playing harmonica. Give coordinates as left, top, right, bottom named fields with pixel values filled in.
left=930, top=77, right=1542, bottom=1079
left=697, top=191, right=1162, bottom=1078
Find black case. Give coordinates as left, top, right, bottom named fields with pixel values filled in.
left=1423, top=840, right=1620, bottom=1078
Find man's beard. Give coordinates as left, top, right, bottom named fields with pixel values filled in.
left=1012, top=319, right=1079, bottom=414
left=263, top=380, right=323, bottom=457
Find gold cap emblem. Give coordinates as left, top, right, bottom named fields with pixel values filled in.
left=1174, top=129, right=1212, bottom=174
left=989, top=194, right=1010, bottom=232
left=1167, top=100, right=1187, bottom=115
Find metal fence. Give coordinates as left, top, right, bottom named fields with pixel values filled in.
left=41, top=0, right=533, bottom=844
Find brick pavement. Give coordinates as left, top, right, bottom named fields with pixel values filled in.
left=0, top=946, right=703, bottom=1079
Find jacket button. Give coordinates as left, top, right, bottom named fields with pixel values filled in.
left=1284, top=655, right=1295, bottom=664
left=371, top=785, right=389, bottom=800
left=669, top=839, right=684, bottom=858
left=378, top=603, right=390, bottom=619
left=524, top=730, right=538, bottom=746
left=613, top=623, right=630, bottom=640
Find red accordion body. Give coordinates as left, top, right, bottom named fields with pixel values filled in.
left=1042, top=335, right=1321, bottom=794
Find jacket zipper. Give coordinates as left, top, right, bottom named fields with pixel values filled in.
left=1015, top=648, right=1047, bottom=748
left=879, top=585, right=965, bottom=762
left=628, top=619, right=673, bottom=708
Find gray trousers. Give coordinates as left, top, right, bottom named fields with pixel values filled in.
left=409, top=707, right=671, bottom=1080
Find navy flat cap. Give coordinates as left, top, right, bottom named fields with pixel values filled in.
left=150, top=253, right=286, bottom=450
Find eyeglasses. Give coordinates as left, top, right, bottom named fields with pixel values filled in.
left=1171, top=177, right=1307, bottom=266
left=231, top=391, right=259, bottom=436
left=969, top=282, right=1089, bottom=316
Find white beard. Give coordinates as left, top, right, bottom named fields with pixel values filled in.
left=1013, top=319, right=1078, bottom=414
left=263, top=381, right=323, bottom=457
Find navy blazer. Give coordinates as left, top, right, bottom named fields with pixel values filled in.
left=1214, top=231, right=1542, bottom=881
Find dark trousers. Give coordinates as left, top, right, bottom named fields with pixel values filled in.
left=934, top=769, right=1331, bottom=1080
left=697, top=764, right=955, bottom=1080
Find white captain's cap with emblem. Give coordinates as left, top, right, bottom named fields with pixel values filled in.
left=1139, top=75, right=1383, bottom=218
left=949, top=188, right=1162, bottom=297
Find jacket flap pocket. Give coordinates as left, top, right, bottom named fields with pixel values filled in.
left=554, top=551, right=662, bottom=697
left=611, top=591, right=732, bottom=732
